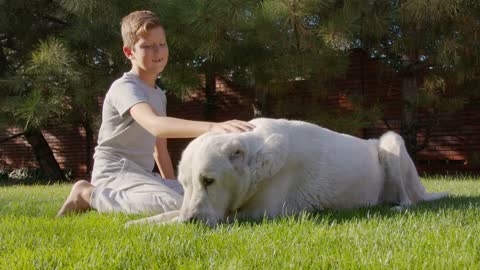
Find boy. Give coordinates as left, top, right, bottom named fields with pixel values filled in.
left=57, top=10, right=254, bottom=216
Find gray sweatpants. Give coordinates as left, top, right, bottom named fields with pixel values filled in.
left=90, top=158, right=184, bottom=214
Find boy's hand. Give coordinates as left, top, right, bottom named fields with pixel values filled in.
left=210, top=120, right=255, bottom=133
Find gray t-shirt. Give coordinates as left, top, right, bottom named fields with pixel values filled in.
left=92, top=71, right=167, bottom=179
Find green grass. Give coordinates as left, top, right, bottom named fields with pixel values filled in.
left=1, top=176, right=480, bottom=269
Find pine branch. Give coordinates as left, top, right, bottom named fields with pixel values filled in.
left=382, top=118, right=393, bottom=130
left=415, top=111, right=438, bottom=152
left=0, top=44, right=7, bottom=75
left=415, top=125, right=431, bottom=153
left=43, top=15, right=69, bottom=27
left=0, top=132, right=25, bottom=144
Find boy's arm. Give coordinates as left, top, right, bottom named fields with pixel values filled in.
left=154, top=137, right=176, bottom=179
left=129, top=102, right=254, bottom=138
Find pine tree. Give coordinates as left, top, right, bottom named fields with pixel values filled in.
left=0, top=0, right=124, bottom=179
left=148, top=0, right=261, bottom=119
left=0, top=0, right=71, bottom=180
left=152, top=0, right=366, bottom=127
left=233, top=0, right=382, bottom=133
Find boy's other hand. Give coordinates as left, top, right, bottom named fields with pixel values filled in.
left=210, top=120, right=255, bottom=133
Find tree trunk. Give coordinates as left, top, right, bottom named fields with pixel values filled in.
left=84, top=114, right=94, bottom=175
left=24, top=128, right=66, bottom=180
left=0, top=45, right=7, bottom=76
left=400, top=74, right=418, bottom=162
left=204, top=69, right=216, bottom=120
left=253, top=86, right=268, bottom=117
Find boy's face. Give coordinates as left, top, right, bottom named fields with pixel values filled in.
left=123, top=26, right=169, bottom=75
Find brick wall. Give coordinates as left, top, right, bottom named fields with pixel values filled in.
left=0, top=124, right=92, bottom=178
left=1, top=51, right=479, bottom=178
left=347, top=51, right=480, bottom=175
left=263, top=50, right=480, bottom=175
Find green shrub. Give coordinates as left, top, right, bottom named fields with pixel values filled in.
left=0, top=167, right=10, bottom=182
left=0, top=166, right=72, bottom=185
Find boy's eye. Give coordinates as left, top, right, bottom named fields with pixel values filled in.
left=141, top=44, right=166, bottom=49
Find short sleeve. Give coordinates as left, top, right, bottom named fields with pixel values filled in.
left=109, top=81, right=148, bottom=117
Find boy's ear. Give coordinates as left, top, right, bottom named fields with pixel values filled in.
left=123, top=46, right=134, bottom=59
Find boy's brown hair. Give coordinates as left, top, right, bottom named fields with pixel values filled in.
left=121, top=10, right=163, bottom=49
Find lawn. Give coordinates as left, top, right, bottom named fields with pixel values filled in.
left=1, top=176, right=479, bottom=269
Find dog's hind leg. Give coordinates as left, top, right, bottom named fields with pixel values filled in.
left=378, top=132, right=416, bottom=207
left=401, top=152, right=449, bottom=202
left=378, top=131, right=449, bottom=208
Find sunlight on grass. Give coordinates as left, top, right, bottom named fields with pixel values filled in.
left=1, top=177, right=479, bottom=269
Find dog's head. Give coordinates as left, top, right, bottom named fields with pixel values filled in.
left=176, top=131, right=288, bottom=226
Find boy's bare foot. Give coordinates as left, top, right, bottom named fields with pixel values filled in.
left=57, top=180, right=94, bottom=217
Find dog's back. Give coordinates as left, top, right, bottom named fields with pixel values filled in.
left=248, top=118, right=385, bottom=211
left=248, top=119, right=447, bottom=213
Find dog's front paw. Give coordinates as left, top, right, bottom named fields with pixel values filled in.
left=124, top=220, right=140, bottom=228
left=390, top=206, right=403, bottom=212
left=124, top=210, right=181, bottom=228
left=390, top=205, right=410, bottom=212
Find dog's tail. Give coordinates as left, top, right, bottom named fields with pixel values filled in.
left=378, top=131, right=448, bottom=205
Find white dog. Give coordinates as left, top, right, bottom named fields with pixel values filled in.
left=127, top=118, right=448, bottom=226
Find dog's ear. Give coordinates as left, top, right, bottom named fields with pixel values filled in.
left=250, top=133, right=288, bottom=180
left=221, top=138, right=248, bottom=173
left=229, top=147, right=246, bottom=172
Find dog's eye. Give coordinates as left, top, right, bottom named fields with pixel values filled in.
left=202, top=176, right=215, bottom=187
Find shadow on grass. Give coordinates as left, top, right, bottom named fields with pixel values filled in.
left=225, top=195, right=480, bottom=228
left=315, top=196, right=479, bottom=224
